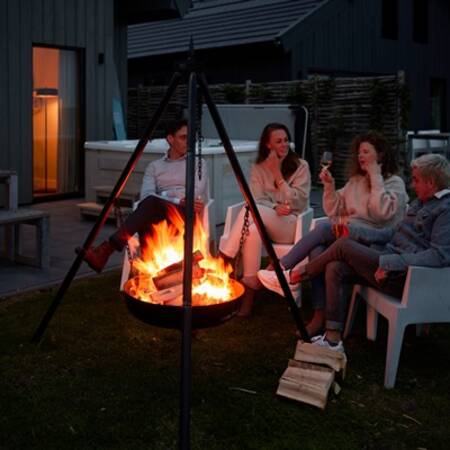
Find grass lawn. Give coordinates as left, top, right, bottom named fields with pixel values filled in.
left=1, top=270, right=449, bottom=450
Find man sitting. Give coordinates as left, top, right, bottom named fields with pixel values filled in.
left=79, top=119, right=208, bottom=273
left=258, top=154, right=450, bottom=351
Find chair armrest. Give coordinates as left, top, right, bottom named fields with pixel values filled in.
left=202, top=198, right=215, bottom=244
left=222, top=201, right=245, bottom=237
left=310, top=215, right=328, bottom=231
left=293, top=207, right=314, bottom=242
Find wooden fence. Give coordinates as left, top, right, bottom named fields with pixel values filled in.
left=127, top=72, right=409, bottom=186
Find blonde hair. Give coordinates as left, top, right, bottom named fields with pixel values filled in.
left=411, top=154, right=450, bottom=190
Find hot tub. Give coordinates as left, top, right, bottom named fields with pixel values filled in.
left=83, top=138, right=259, bottom=228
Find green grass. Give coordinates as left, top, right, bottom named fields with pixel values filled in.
left=1, top=271, right=449, bottom=450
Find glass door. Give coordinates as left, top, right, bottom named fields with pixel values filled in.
left=32, top=46, right=81, bottom=198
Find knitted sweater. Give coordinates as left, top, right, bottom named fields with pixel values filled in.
left=250, top=159, right=311, bottom=215
left=323, top=173, right=409, bottom=228
left=140, top=154, right=208, bottom=204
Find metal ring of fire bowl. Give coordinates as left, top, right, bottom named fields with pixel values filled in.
left=122, top=279, right=245, bottom=329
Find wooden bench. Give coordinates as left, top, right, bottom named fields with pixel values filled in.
left=0, top=170, right=18, bottom=211
left=0, top=208, right=50, bottom=269
left=77, top=185, right=140, bottom=220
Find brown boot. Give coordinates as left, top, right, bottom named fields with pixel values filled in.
left=237, top=286, right=255, bottom=317
left=76, top=241, right=115, bottom=273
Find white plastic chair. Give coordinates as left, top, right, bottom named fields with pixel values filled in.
left=120, top=198, right=214, bottom=290
left=219, top=201, right=314, bottom=260
left=343, top=266, right=450, bottom=388
left=218, top=202, right=313, bottom=305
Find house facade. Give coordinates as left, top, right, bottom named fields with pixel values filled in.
left=0, top=0, right=187, bottom=205
left=128, top=0, right=450, bottom=133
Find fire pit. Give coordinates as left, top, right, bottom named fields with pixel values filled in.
left=122, top=277, right=244, bottom=329
left=121, top=205, right=245, bottom=329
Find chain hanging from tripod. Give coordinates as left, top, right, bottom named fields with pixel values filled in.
left=233, top=204, right=251, bottom=277
left=195, top=90, right=204, bottom=180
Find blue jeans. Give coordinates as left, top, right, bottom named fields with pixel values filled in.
left=280, top=221, right=336, bottom=310
left=300, top=237, right=406, bottom=331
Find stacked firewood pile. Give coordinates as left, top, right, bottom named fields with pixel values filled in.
left=277, top=341, right=347, bottom=409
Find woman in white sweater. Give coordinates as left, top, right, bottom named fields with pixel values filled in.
left=258, top=131, right=409, bottom=334
left=219, top=123, right=311, bottom=316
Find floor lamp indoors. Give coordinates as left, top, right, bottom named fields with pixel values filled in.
left=35, top=87, right=58, bottom=193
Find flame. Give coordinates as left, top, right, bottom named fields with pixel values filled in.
left=126, top=205, right=236, bottom=306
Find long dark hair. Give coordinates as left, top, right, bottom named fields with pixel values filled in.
left=347, top=130, right=398, bottom=178
left=256, top=123, right=300, bottom=179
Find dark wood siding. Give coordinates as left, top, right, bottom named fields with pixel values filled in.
left=0, top=0, right=123, bottom=203
left=282, top=0, right=450, bottom=131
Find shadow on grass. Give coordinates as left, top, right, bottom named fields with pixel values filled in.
left=1, top=271, right=449, bottom=450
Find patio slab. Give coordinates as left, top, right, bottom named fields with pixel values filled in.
left=0, top=198, right=124, bottom=298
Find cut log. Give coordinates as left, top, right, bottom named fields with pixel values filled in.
left=150, top=284, right=183, bottom=304
left=294, top=341, right=347, bottom=377
left=152, top=250, right=204, bottom=290
left=277, top=364, right=335, bottom=410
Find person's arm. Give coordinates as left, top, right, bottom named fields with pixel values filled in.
left=250, top=165, right=275, bottom=209
left=367, top=173, right=409, bottom=222
left=348, top=223, right=395, bottom=245
left=277, top=161, right=311, bottom=213
left=379, top=207, right=450, bottom=271
left=181, top=159, right=208, bottom=213
left=140, top=162, right=157, bottom=200
left=323, top=180, right=346, bottom=218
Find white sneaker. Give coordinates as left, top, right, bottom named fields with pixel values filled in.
left=311, top=334, right=345, bottom=353
left=257, top=269, right=300, bottom=298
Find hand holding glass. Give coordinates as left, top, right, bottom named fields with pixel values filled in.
left=331, top=215, right=349, bottom=238
left=320, top=151, right=333, bottom=171
left=319, top=151, right=333, bottom=183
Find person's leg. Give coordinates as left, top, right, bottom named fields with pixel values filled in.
left=239, top=205, right=296, bottom=315
left=241, top=223, right=263, bottom=289
left=280, top=221, right=335, bottom=270
left=306, top=244, right=327, bottom=335
left=80, top=195, right=175, bottom=273
left=241, top=205, right=297, bottom=288
left=110, top=195, right=172, bottom=251
left=218, top=205, right=249, bottom=259
left=323, top=261, right=366, bottom=341
left=301, top=237, right=381, bottom=287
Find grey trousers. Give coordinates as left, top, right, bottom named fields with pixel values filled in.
left=301, top=237, right=406, bottom=331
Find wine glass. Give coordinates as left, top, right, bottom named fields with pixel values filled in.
left=318, top=151, right=333, bottom=183
left=320, top=151, right=333, bottom=172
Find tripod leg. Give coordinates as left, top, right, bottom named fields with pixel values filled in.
left=179, top=71, right=197, bottom=450
left=198, top=73, right=310, bottom=343
left=31, top=71, right=184, bottom=344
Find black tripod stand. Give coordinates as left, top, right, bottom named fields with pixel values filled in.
left=32, top=55, right=310, bottom=450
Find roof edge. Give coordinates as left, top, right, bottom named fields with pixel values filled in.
left=276, top=0, right=331, bottom=40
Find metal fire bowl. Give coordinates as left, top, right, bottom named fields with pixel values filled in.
left=122, top=279, right=245, bottom=330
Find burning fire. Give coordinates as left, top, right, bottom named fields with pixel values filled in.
left=125, top=205, right=238, bottom=306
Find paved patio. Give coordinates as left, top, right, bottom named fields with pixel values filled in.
left=0, top=199, right=125, bottom=299
left=0, top=189, right=324, bottom=299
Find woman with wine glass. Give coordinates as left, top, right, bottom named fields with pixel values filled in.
left=219, top=123, right=311, bottom=316
left=258, top=130, right=409, bottom=335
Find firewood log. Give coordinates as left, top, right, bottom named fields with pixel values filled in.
left=153, top=250, right=204, bottom=290
left=277, top=365, right=335, bottom=410
left=294, top=341, right=347, bottom=377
